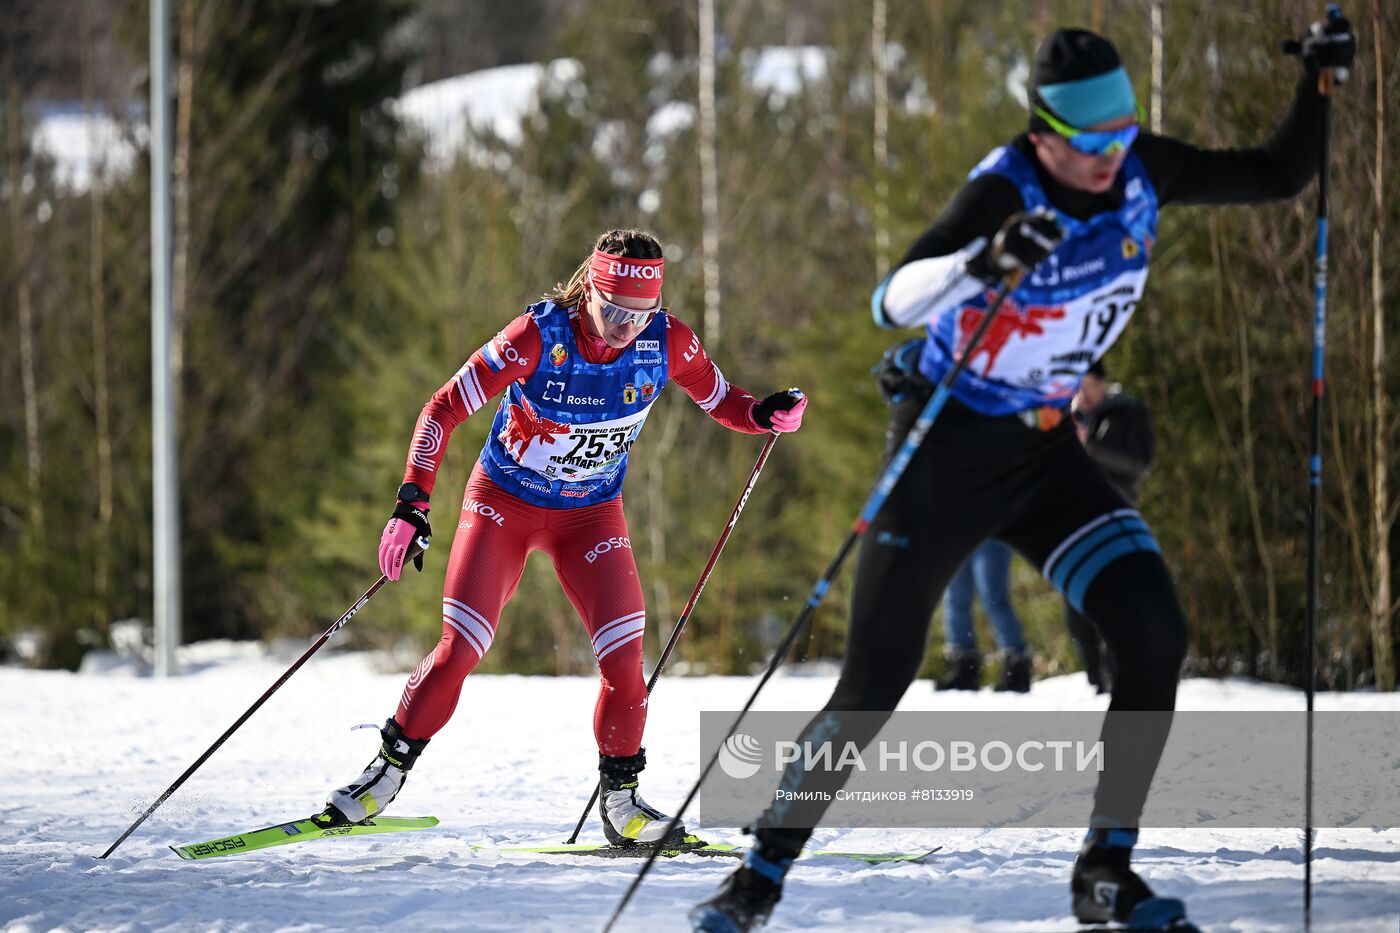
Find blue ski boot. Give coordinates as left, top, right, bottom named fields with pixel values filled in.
left=689, top=846, right=792, bottom=932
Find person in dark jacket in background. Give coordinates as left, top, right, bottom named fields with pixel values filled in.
left=1068, top=360, right=1156, bottom=692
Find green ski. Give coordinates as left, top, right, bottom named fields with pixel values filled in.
left=809, top=845, right=942, bottom=864
left=171, top=815, right=439, bottom=861
left=478, top=841, right=941, bottom=864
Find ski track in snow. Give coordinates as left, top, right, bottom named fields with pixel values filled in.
left=3, top=643, right=1398, bottom=932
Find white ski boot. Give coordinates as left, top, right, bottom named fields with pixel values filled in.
left=323, top=718, right=428, bottom=825
left=597, top=749, right=691, bottom=846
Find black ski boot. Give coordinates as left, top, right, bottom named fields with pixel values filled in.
left=934, top=649, right=982, bottom=691
left=322, top=718, right=428, bottom=825
left=689, top=846, right=792, bottom=932
left=597, top=749, right=690, bottom=846
left=994, top=649, right=1032, bottom=693
left=1072, top=829, right=1198, bottom=930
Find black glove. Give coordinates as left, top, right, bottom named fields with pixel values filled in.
left=390, top=500, right=432, bottom=573
left=874, top=338, right=932, bottom=407
left=968, top=208, right=1064, bottom=283
left=1298, top=10, right=1354, bottom=81
left=752, top=388, right=806, bottom=430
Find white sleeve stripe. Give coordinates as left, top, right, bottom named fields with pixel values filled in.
left=590, top=611, right=647, bottom=648
left=881, top=245, right=986, bottom=328
left=454, top=374, right=477, bottom=412
left=594, top=627, right=645, bottom=661
left=455, top=364, right=486, bottom=412
left=698, top=363, right=728, bottom=412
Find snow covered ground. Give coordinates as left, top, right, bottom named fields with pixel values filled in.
left=4, top=641, right=1398, bottom=932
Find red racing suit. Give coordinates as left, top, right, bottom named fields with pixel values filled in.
left=392, top=305, right=763, bottom=755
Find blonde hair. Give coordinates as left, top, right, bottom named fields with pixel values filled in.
left=544, top=228, right=664, bottom=308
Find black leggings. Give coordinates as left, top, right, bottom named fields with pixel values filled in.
left=757, top=398, right=1188, bottom=853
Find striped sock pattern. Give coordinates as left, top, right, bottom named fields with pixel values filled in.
left=1043, top=509, right=1162, bottom=613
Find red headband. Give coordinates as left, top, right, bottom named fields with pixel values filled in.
left=589, top=248, right=664, bottom=301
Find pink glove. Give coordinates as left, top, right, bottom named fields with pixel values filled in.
left=769, top=395, right=806, bottom=433
left=379, top=501, right=431, bottom=581
left=752, top=389, right=807, bottom=433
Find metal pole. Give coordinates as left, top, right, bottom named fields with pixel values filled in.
left=1150, top=0, right=1164, bottom=134
left=698, top=0, right=721, bottom=341
left=1280, top=7, right=1345, bottom=924
left=872, top=0, right=891, bottom=273
left=150, top=0, right=181, bottom=676
left=1303, top=62, right=1334, bottom=933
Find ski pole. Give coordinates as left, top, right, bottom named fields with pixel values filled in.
left=601, top=272, right=1025, bottom=933
left=566, top=425, right=785, bottom=844
left=1283, top=7, right=1343, bottom=928
left=97, top=537, right=429, bottom=859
